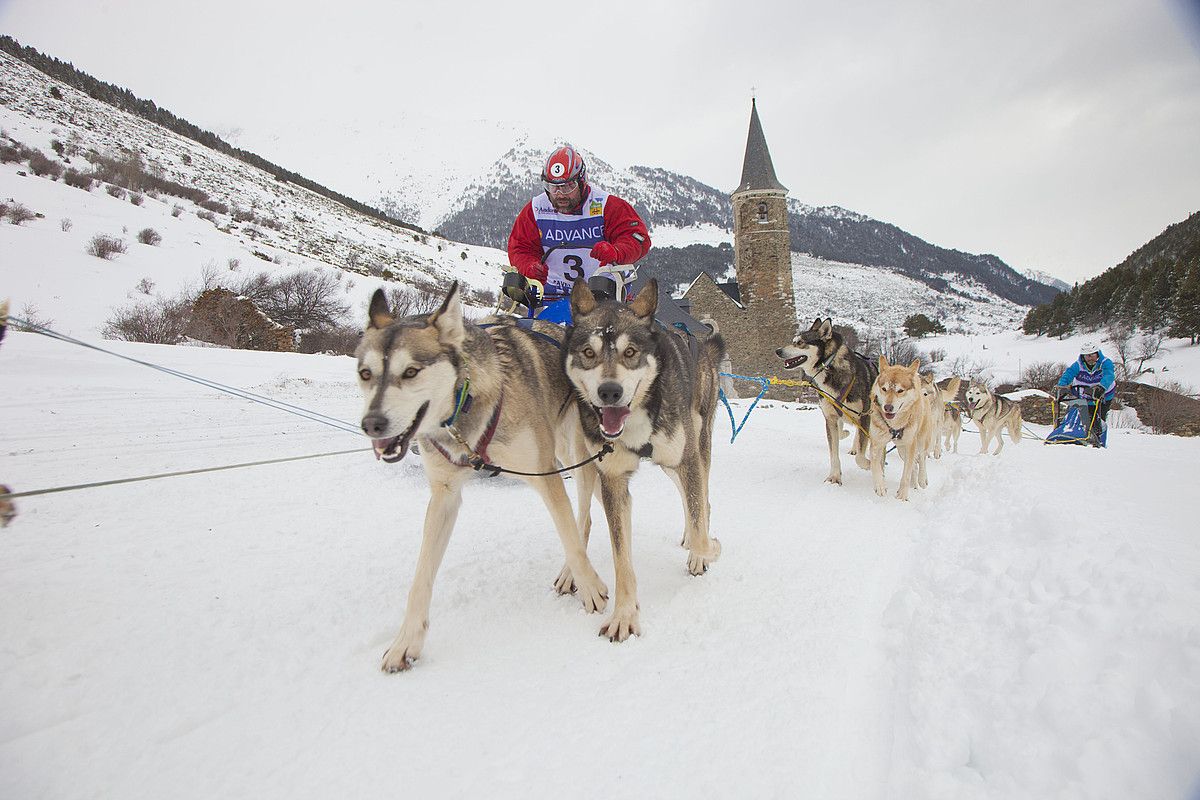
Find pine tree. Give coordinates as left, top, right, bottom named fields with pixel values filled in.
left=1170, top=262, right=1200, bottom=344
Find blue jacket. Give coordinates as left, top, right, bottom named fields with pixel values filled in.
left=1057, top=350, right=1116, bottom=400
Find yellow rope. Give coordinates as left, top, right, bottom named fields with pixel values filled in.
left=767, top=375, right=871, bottom=438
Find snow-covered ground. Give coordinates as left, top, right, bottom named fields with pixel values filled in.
left=2, top=330, right=1199, bottom=800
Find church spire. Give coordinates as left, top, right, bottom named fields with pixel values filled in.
left=734, top=98, right=787, bottom=194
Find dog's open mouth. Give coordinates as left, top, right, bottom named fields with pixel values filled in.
left=783, top=354, right=808, bottom=370
left=595, top=405, right=631, bottom=439
left=372, top=402, right=428, bottom=463
left=882, top=410, right=897, bottom=422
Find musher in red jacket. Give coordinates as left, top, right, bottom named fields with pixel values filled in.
left=506, top=145, right=651, bottom=322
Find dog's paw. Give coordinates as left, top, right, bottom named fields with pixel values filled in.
left=825, top=472, right=842, bottom=485
left=895, top=488, right=910, bottom=501
left=553, top=563, right=576, bottom=595
left=556, top=564, right=609, bottom=612
left=599, top=606, right=641, bottom=642
left=381, top=626, right=426, bottom=673
left=687, top=538, right=721, bottom=576
left=874, top=484, right=887, bottom=497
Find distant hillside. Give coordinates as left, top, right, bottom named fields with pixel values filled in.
left=432, top=143, right=1059, bottom=308
left=1022, top=210, right=1200, bottom=341
left=0, top=35, right=425, bottom=235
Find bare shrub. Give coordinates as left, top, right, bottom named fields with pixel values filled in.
left=227, top=258, right=240, bottom=271
left=298, top=324, right=361, bottom=355
left=130, top=192, right=145, bottom=206
left=171, top=205, right=184, bottom=218
left=103, top=294, right=193, bottom=344
left=105, top=184, right=126, bottom=199
left=0, top=143, right=20, bottom=163
left=27, top=150, right=63, bottom=179
left=62, top=168, right=95, bottom=190
left=259, top=270, right=351, bottom=329
left=60, top=218, right=73, bottom=232
left=928, top=347, right=947, bottom=363
left=10, top=302, right=54, bottom=332
left=137, top=228, right=162, bottom=246
left=386, top=284, right=443, bottom=317
left=861, top=329, right=928, bottom=369
left=0, top=202, right=8, bottom=219
left=87, top=234, right=127, bottom=259
left=1139, top=380, right=1199, bottom=435
left=198, top=199, right=229, bottom=215
left=197, top=210, right=217, bottom=223
left=6, top=203, right=36, bottom=225
left=1020, top=361, right=1069, bottom=389
left=50, top=139, right=65, bottom=156
left=135, top=277, right=155, bottom=294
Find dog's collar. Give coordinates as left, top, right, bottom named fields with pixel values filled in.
left=440, top=379, right=472, bottom=428
left=432, top=391, right=504, bottom=468
left=810, top=350, right=838, bottom=377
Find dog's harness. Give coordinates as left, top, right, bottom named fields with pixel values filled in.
left=431, top=390, right=504, bottom=469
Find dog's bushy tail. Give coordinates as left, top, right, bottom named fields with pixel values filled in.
left=1009, top=408, right=1023, bottom=443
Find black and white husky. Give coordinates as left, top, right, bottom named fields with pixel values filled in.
left=561, top=279, right=726, bottom=642
left=356, top=283, right=608, bottom=671
left=964, top=381, right=1023, bottom=455
left=775, top=318, right=879, bottom=484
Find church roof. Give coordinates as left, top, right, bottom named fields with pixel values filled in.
left=734, top=98, right=787, bottom=195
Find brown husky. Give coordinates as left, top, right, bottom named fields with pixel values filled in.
left=869, top=356, right=938, bottom=500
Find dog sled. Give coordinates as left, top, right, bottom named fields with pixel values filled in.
left=1046, top=384, right=1108, bottom=448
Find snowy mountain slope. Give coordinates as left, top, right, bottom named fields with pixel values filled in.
left=0, top=50, right=510, bottom=311
left=426, top=140, right=1062, bottom=313
left=1, top=332, right=1198, bottom=799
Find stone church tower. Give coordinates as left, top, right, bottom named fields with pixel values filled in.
left=684, top=99, right=798, bottom=394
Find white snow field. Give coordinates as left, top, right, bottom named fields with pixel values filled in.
left=1, top=330, right=1198, bottom=800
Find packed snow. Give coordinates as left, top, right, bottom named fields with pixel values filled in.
left=2, top=329, right=1199, bottom=799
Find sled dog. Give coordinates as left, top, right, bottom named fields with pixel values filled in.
left=937, top=378, right=964, bottom=455
left=925, top=376, right=962, bottom=459
left=775, top=318, right=878, bottom=484
left=869, top=356, right=938, bottom=500
left=562, top=278, right=725, bottom=641
left=964, top=381, right=1023, bottom=455
left=356, top=283, right=607, bottom=672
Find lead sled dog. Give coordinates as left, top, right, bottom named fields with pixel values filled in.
left=964, top=381, right=1023, bottom=455
left=356, top=283, right=608, bottom=671
left=869, top=356, right=938, bottom=500
left=561, top=278, right=725, bottom=641
left=775, top=318, right=878, bottom=484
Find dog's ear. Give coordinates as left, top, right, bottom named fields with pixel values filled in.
left=878, top=354, right=890, bottom=371
left=946, top=377, right=962, bottom=396
left=629, top=278, right=658, bottom=322
left=428, top=281, right=465, bottom=348
left=367, top=288, right=393, bottom=329
left=809, top=317, right=822, bottom=331
left=818, top=318, right=833, bottom=340
left=570, top=278, right=597, bottom=318
left=908, top=359, right=921, bottom=372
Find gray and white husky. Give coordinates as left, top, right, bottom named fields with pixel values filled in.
left=775, top=318, right=879, bottom=484
left=964, top=381, right=1023, bottom=455
left=561, top=279, right=726, bottom=642
left=356, top=282, right=608, bottom=672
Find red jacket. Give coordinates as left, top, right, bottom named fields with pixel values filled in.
left=507, top=191, right=651, bottom=282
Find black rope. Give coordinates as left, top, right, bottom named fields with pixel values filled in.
left=471, top=443, right=614, bottom=478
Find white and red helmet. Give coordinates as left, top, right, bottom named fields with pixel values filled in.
left=541, top=145, right=587, bottom=186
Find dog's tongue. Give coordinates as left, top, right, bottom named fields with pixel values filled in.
left=372, top=435, right=410, bottom=463
left=600, top=406, right=630, bottom=436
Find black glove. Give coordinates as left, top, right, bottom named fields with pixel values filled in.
left=1091, top=385, right=1106, bottom=399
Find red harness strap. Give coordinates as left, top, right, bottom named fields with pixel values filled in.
left=430, top=394, right=504, bottom=468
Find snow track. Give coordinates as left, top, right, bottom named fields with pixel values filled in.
left=2, top=334, right=1198, bottom=799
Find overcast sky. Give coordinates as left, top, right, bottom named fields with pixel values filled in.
left=3, top=0, right=1199, bottom=283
